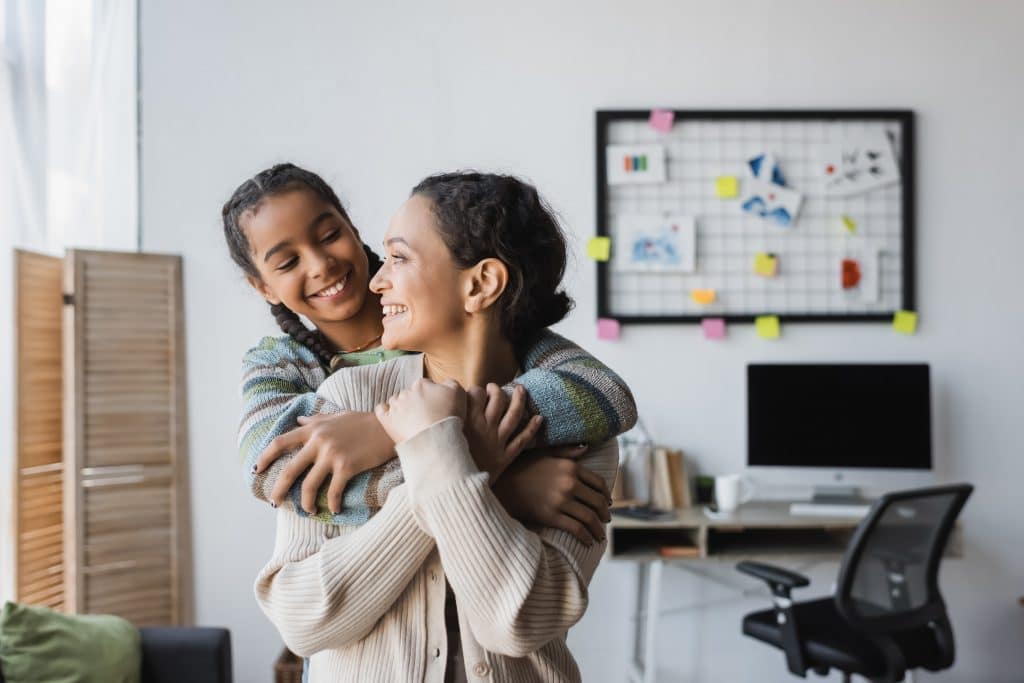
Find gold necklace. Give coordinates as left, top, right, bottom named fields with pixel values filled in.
left=339, top=333, right=383, bottom=354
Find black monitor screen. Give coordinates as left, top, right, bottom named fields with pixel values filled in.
left=747, top=364, right=931, bottom=470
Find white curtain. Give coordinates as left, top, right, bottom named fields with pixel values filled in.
left=1, top=0, right=47, bottom=249
left=47, top=0, right=138, bottom=252
left=0, top=0, right=138, bottom=605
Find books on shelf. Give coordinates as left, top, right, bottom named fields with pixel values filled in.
left=650, top=447, right=691, bottom=511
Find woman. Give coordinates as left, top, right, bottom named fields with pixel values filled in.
left=255, top=172, right=620, bottom=682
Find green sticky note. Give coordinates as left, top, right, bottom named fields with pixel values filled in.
left=587, top=236, right=611, bottom=262
left=715, top=176, right=739, bottom=198
left=756, top=315, right=780, bottom=339
left=893, top=310, right=918, bottom=335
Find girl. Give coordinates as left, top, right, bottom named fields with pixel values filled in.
left=223, top=163, right=636, bottom=542
left=257, top=171, right=623, bottom=682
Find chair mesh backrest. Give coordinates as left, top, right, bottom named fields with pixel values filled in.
left=837, top=485, right=970, bottom=624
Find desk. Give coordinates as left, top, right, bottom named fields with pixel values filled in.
left=607, top=502, right=963, bottom=683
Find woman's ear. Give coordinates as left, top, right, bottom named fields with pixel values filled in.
left=463, top=258, right=509, bottom=313
left=246, top=274, right=282, bottom=305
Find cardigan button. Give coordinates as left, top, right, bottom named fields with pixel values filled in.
left=473, top=662, right=491, bottom=676
left=432, top=647, right=441, bottom=659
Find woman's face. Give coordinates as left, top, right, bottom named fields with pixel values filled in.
left=244, top=189, right=371, bottom=326
left=369, top=194, right=467, bottom=351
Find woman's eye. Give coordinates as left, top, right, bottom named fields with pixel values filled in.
left=321, top=229, right=341, bottom=243
left=388, top=253, right=405, bottom=263
left=276, top=258, right=297, bottom=271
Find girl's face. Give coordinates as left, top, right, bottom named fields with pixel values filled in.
left=244, top=189, right=371, bottom=327
left=369, top=194, right=468, bottom=351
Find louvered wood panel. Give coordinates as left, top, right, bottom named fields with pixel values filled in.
left=14, top=250, right=66, bottom=611
left=64, top=250, right=192, bottom=625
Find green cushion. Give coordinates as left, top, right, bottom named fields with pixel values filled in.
left=0, top=602, right=141, bottom=683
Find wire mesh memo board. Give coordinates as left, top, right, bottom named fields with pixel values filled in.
left=595, top=110, right=915, bottom=324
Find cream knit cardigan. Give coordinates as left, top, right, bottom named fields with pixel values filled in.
left=254, top=353, right=619, bottom=683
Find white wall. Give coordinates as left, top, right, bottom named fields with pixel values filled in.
left=140, top=1, right=1024, bottom=681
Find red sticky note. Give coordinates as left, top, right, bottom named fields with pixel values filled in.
left=597, top=318, right=621, bottom=341
left=649, top=109, right=675, bottom=133
left=702, top=318, right=726, bottom=340
left=841, top=258, right=861, bottom=289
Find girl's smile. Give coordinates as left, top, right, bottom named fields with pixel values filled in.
left=308, top=271, right=352, bottom=303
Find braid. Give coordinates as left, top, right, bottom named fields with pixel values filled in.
left=270, top=302, right=335, bottom=366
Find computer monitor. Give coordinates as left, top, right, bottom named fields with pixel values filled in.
left=747, top=363, right=933, bottom=498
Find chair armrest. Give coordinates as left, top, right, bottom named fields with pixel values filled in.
left=736, top=561, right=810, bottom=592
left=736, top=561, right=810, bottom=676
left=139, top=627, right=232, bottom=683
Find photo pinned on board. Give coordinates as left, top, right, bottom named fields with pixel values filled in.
left=612, top=214, right=697, bottom=273
left=606, top=144, right=667, bottom=185
left=819, top=130, right=901, bottom=197
left=740, top=153, right=803, bottom=226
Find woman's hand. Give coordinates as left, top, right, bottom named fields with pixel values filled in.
left=494, top=446, right=612, bottom=546
left=374, top=378, right=467, bottom=445
left=254, top=411, right=395, bottom=514
left=462, top=383, right=544, bottom=481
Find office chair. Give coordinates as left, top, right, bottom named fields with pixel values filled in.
left=736, top=484, right=972, bottom=683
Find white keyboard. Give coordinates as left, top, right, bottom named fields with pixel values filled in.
left=789, top=502, right=871, bottom=518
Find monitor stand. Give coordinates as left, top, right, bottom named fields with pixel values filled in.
left=790, top=486, right=872, bottom=518
left=811, top=485, right=865, bottom=504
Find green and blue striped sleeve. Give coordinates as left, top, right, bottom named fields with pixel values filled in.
left=514, top=331, right=637, bottom=446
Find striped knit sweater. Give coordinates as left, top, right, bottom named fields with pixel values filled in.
left=255, top=353, right=618, bottom=682
left=240, top=330, right=636, bottom=525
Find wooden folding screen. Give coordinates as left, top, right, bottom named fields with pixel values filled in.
left=63, top=250, right=192, bottom=625
left=14, top=250, right=66, bottom=610
left=13, top=248, right=192, bottom=625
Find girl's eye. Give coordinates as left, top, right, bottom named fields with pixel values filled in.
left=388, top=253, right=405, bottom=263
left=321, top=229, right=341, bottom=244
left=276, top=257, right=297, bottom=271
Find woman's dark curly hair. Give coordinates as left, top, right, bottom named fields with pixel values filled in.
left=412, top=172, right=574, bottom=350
left=221, top=163, right=383, bottom=366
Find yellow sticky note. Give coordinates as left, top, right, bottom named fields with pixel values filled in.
left=893, top=310, right=918, bottom=335
left=840, top=215, right=857, bottom=233
left=691, top=288, right=717, bottom=305
left=756, top=315, right=780, bottom=339
left=715, top=176, right=739, bottom=199
left=587, top=236, right=611, bottom=262
left=754, top=252, right=779, bottom=277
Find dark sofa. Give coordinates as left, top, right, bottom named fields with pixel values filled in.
left=0, top=627, right=232, bottom=683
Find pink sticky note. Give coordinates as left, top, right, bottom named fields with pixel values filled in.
left=597, top=318, right=621, bottom=341
left=649, top=109, right=675, bottom=133
left=702, top=318, right=726, bottom=340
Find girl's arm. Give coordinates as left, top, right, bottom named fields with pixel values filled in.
left=239, top=336, right=334, bottom=502
left=515, top=330, right=637, bottom=445
left=253, top=483, right=435, bottom=657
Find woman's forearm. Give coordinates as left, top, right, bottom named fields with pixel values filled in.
left=395, top=418, right=618, bottom=657
left=254, top=483, right=434, bottom=656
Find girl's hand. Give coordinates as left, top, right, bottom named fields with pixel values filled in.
left=374, top=378, right=467, bottom=445
left=254, top=411, right=395, bottom=514
left=463, top=383, right=544, bottom=481
left=493, top=446, right=612, bottom=546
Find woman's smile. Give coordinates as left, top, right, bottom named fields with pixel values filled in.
left=381, top=302, right=408, bottom=321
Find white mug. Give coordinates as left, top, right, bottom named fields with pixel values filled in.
left=715, top=474, right=756, bottom=512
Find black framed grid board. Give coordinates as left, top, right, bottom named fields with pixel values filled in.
left=594, top=109, right=915, bottom=324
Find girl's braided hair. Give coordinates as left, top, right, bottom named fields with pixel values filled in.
left=221, top=163, right=383, bottom=366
